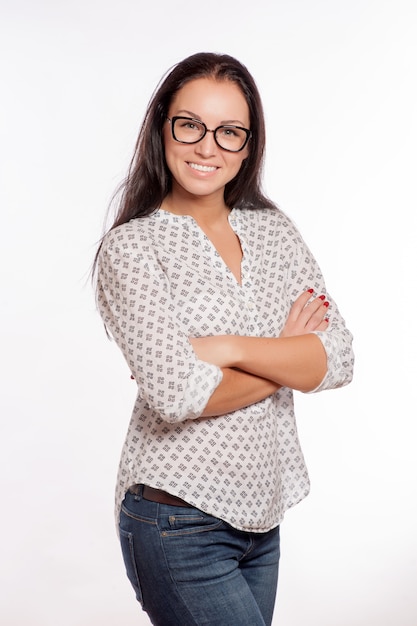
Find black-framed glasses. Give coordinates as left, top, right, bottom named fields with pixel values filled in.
left=167, top=116, right=251, bottom=153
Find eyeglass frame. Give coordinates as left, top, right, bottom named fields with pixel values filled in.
left=166, top=116, right=252, bottom=153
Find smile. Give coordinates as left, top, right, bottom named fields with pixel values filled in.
left=188, top=162, right=218, bottom=173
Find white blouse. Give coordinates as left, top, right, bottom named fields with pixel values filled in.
left=97, top=206, right=354, bottom=532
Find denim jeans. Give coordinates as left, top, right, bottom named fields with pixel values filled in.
left=119, top=487, right=280, bottom=626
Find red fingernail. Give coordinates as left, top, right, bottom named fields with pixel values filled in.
left=307, top=288, right=314, bottom=293
left=325, top=318, right=329, bottom=323
left=319, top=295, right=326, bottom=300
left=324, top=301, right=329, bottom=307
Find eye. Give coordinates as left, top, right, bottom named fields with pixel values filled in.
left=172, top=117, right=205, bottom=143
left=175, top=117, right=204, bottom=130
left=181, top=121, right=200, bottom=130
left=219, top=127, right=239, bottom=137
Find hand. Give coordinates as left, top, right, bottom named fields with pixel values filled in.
left=280, top=289, right=329, bottom=338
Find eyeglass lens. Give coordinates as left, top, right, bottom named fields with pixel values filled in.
left=172, top=117, right=248, bottom=152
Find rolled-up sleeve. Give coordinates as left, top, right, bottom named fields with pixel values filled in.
left=286, top=221, right=354, bottom=393
left=97, top=231, right=223, bottom=422
left=308, top=326, right=354, bottom=392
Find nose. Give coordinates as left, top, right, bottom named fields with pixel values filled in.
left=195, top=130, right=217, bottom=157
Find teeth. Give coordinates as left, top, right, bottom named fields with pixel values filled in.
left=189, top=162, right=217, bottom=172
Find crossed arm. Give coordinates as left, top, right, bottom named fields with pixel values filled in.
left=190, top=290, right=329, bottom=417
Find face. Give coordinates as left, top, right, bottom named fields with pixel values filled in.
left=163, top=77, right=250, bottom=204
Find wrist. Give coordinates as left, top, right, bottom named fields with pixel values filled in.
left=231, top=335, right=258, bottom=370
left=225, top=335, right=241, bottom=368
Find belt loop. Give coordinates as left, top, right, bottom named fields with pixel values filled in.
left=128, top=483, right=143, bottom=499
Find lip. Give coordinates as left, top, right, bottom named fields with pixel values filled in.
left=186, top=161, right=219, bottom=174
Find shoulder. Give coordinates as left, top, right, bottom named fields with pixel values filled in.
left=100, top=214, right=161, bottom=257
left=233, top=206, right=302, bottom=239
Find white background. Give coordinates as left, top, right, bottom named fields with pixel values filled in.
left=1, top=1, right=416, bottom=624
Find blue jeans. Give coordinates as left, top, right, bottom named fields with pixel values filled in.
left=119, top=487, right=280, bottom=625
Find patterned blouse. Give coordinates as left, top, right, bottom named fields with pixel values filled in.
left=97, top=206, right=354, bottom=532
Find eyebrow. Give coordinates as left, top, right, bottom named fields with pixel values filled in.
left=176, top=109, right=247, bottom=127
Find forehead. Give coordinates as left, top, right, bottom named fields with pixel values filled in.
left=169, top=78, right=249, bottom=124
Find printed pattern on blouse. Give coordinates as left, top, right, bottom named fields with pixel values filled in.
left=97, top=206, right=354, bottom=533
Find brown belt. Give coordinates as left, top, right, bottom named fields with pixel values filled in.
left=129, top=484, right=192, bottom=507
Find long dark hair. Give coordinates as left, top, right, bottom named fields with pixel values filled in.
left=109, top=52, right=274, bottom=225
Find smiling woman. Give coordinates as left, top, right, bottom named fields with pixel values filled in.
left=93, top=52, right=354, bottom=626
left=161, top=78, right=251, bottom=213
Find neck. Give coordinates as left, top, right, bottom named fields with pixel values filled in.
left=161, top=186, right=230, bottom=227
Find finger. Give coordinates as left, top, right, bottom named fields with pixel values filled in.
left=304, top=301, right=330, bottom=330
left=314, top=318, right=329, bottom=332
left=294, top=294, right=327, bottom=327
left=287, top=289, right=315, bottom=322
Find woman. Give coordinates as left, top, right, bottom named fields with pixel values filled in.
left=95, top=52, right=354, bottom=626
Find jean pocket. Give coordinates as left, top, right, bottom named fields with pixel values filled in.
left=119, top=527, right=144, bottom=606
left=160, top=510, right=225, bottom=537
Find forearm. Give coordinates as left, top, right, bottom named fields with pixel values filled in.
left=191, top=333, right=327, bottom=393
left=200, top=368, right=280, bottom=417
left=231, top=334, right=327, bottom=392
